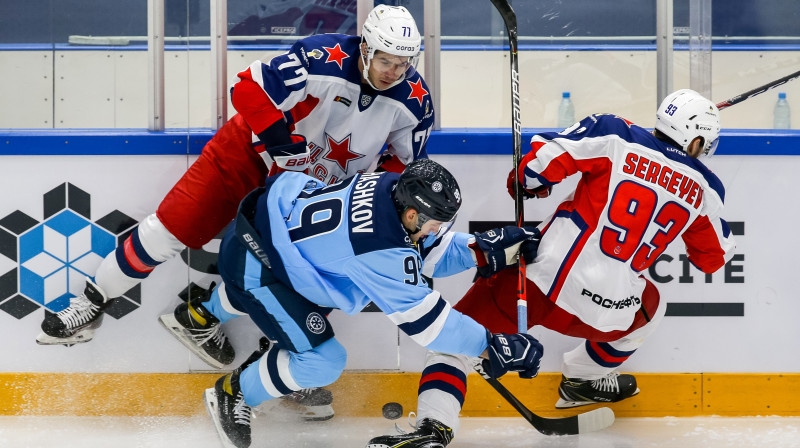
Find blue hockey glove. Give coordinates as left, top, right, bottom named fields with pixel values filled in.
left=268, top=134, right=310, bottom=172
left=469, top=226, right=541, bottom=278
left=485, top=331, right=543, bottom=379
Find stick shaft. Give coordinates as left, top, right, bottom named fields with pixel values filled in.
left=489, top=0, right=527, bottom=334
left=716, top=69, right=800, bottom=110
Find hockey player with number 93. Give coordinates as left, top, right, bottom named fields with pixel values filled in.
left=368, top=89, right=736, bottom=448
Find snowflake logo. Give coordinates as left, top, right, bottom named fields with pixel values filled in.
left=306, top=312, right=327, bottom=334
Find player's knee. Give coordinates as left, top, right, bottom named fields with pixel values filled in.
left=290, top=338, right=347, bottom=387
left=137, top=214, right=185, bottom=262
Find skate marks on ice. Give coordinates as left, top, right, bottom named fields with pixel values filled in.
left=1, top=416, right=800, bottom=448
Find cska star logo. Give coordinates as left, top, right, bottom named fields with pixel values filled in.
left=323, top=43, right=349, bottom=69
left=406, top=78, right=428, bottom=106
left=323, top=133, right=365, bottom=172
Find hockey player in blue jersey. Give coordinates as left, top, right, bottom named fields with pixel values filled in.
left=197, top=159, right=544, bottom=448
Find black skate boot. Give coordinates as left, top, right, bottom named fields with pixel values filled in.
left=37, top=278, right=109, bottom=346
left=205, top=372, right=252, bottom=448
left=159, top=283, right=235, bottom=369
left=555, top=372, right=640, bottom=408
left=366, top=418, right=453, bottom=448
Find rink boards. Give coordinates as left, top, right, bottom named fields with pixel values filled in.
left=2, top=372, right=799, bottom=418
left=0, top=128, right=798, bottom=416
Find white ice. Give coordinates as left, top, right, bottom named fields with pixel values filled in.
left=1, top=414, right=799, bottom=448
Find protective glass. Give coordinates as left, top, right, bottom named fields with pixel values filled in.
left=703, top=137, right=720, bottom=157
left=417, top=210, right=457, bottom=242
left=370, top=52, right=418, bottom=81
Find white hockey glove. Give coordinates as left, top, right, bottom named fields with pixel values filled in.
left=268, top=134, right=310, bottom=172
left=469, top=226, right=541, bottom=278
left=484, top=331, right=543, bottom=379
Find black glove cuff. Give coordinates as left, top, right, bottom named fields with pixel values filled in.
left=257, top=120, right=292, bottom=147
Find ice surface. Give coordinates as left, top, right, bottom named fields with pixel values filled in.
left=1, top=415, right=798, bottom=448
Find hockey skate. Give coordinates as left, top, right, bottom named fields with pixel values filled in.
left=555, top=372, right=640, bottom=408
left=366, top=418, right=453, bottom=448
left=36, top=278, right=109, bottom=346
left=237, top=337, right=335, bottom=422
left=275, top=387, right=335, bottom=421
left=205, top=372, right=252, bottom=448
left=158, top=285, right=235, bottom=369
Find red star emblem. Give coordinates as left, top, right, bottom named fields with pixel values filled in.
left=323, top=133, right=364, bottom=172
left=407, top=79, right=428, bottom=106
left=323, top=44, right=349, bottom=69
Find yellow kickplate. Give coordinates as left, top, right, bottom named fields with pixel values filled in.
left=1, top=372, right=798, bottom=417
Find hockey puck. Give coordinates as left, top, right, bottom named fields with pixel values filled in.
left=382, top=402, right=403, bottom=420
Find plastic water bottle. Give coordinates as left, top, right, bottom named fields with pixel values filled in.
left=773, top=92, right=791, bottom=129
left=557, top=91, right=575, bottom=128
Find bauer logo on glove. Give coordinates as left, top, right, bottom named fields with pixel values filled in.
left=269, top=134, right=311, bottom=172
left=469, top=225, right=541, bottom=278
left=484, top=331, right=543, bottom=379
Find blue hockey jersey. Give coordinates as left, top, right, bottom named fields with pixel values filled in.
left=249, top=171, right=488, bottom=357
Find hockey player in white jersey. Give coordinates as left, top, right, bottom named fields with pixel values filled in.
left=195, top=159, right=543, bottom=448
left=367, top=89, right=736, bottom=448
left=37, top=6, right=431, bottom=346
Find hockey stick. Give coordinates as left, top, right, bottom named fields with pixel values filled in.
left=474, top=360, right=615, bottom=435
left=715, top=69, right=800, bottom=110
left=480, top=0, right=616, bottom=436
left=490, top=0, right=526, bottom=335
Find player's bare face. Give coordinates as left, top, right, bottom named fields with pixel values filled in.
left=368, top=51, right=411, bottom=89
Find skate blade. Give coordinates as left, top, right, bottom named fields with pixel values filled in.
left=158, top=313, right=227, bottom=369
left=255, top=399, right=335, bottom=421
left=555, top=388, right=641, bottom=409
left=36, top=330, right=95, bottom=347
left=203, top=389, right=239, bottom=448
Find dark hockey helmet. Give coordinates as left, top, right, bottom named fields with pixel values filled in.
left=393, top=158, right=462, bottom=235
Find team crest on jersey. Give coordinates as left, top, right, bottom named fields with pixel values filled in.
left=360, top=94, right=373, bottom=108
left=306, top=312, right=326, bottom=334
left=323, top=133, right=365, bottom=171
left=307, top=49, right=324, bottom=60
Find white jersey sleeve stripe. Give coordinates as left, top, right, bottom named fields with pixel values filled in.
left=387, top=291, right=451, bottom=345
left=420, top=232, right=454, bottom=277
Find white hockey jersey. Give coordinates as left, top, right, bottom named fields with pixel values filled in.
left=520, top=114, right=736, bottom=332
left=234, top=33, right=434, bottom=184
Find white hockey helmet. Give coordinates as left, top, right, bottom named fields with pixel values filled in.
left=655, top=89, right=721, bottom=157
left=360, top=4, right=421, bottom=90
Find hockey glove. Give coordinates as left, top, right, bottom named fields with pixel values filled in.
left=506, top=168, right=552, bottom=200
left=485, top=331, right=543, bottom=379
left=268, top=134, right=310, bottom=172
left=469, top=226, right=541, bottom=278
left=375, top=152, right=407, bottom=173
